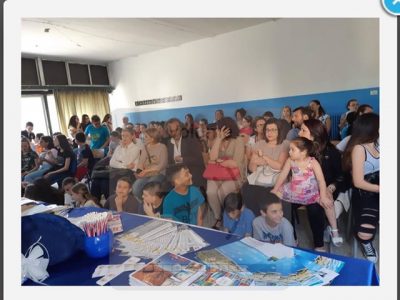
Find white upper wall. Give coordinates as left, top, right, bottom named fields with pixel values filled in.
left=108, top=18, right=378, bottom=112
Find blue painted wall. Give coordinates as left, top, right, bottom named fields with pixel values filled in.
left=126, top=87, right=379, bottom=126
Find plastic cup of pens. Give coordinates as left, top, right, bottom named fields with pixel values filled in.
left=82, top=212, right=113, bottom=258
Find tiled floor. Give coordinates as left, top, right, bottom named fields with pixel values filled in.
left=283, top=208, right=379, bottom=275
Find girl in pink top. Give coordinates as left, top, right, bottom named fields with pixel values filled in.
left=272, top=137, right=343, bottom=247
left=272, top=137, right=322, bottom=205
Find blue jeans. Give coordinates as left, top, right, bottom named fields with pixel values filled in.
left=23, top=162, right=53, bottom=183
left=132, top=174, right=165, bottom=203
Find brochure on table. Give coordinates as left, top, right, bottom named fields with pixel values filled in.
left=196, top=237, right=345, bottom=286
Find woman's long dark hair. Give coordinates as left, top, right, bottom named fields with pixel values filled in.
left=81, top=114, right=90, bottom=124
left=184, top=113, right=195, bottom=131
left=56, top=134, right=73, bottom=155
left=68, top=115, right=79, bottom=128
left=234, top=108, right=246, bottom=120
left=310, top=99, right=326, bottom=117
left=342, top=113, right=379, bottom=172
left=102, top=113, right=112, bottom=123
left=303, top=119, right=329, bottom=164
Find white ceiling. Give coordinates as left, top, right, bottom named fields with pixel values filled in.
left=21, top=18, right=275, bottom=64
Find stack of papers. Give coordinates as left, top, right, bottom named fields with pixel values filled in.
left=129, top=252, right=206, bottom=286
left=21, top=198, right=71, bottom=217
left=21, top=204, right=59, bottom=216
left=115, top=219, right=209, bottom=258
left=21, top=198, right=39, bottom=206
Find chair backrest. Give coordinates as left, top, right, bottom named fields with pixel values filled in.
left=69, top=156, right=78, bottom=176
left=330, top=114, right=341, bottom=140
left=240, top=183, right=272, bottom=217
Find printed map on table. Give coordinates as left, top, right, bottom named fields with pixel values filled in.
left=196, top=237, right=345, bottom=286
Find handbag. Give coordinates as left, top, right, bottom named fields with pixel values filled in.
left=91, top=167, right=111, bottom=179
left=364, top=171, right=379, bottom=185
left=247, top=165, right=279, bottom=187
left=203, top=163, right=240, bottom=180
left=109, top=168, right=134, bottom=180
left=92, top=167, right=134, bottom=180
left=356, top=171, right=379, bottom=199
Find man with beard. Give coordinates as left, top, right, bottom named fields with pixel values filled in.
left=286, top=106, right=312, bottom=141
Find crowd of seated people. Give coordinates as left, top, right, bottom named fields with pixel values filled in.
left=21, top=101, right=380, bottom=263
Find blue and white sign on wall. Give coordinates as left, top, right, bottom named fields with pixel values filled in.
left=382, top=0, right=400, bottom=15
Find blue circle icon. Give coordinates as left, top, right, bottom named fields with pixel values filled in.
left=382, top=0, right=400, bottom=15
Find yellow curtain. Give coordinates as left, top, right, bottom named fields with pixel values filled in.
left=54, top=90, right=110, bottom=135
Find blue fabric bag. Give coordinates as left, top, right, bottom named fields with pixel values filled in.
left=21, top=213, right=85, bottom=266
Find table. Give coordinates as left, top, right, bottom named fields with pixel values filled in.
left=23, top=207, right=379, bottom=286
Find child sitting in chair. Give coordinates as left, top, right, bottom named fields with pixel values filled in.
left=140, top=181, right=166, bottom=218
left=162, top=164, right=205, bottom=225
left=222, top=192, right=255, bottom=237
left=252, top=191, right=296, bottom=247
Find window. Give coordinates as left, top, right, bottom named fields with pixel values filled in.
left=47, top=94, right=61, bottom=134
left=20, top=94, right=61, bottom=136
left=21, top=95, right=48, bottom=135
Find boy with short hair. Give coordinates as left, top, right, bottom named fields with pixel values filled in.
left=222, top=192, right=255, bottom=237
left=62, top=177, right=78, bottom=207
left=140, top=181, right=166, bottom=218
left=162, top=164, right=204, bottom=225
left=252, top=192, right=296, bottom=247
left=21, top=121, right=35, bottom=141
left=75, top=132, right=94, bottom=181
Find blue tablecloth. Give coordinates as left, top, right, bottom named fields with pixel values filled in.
left=24, top=207, right=379, bottom=286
